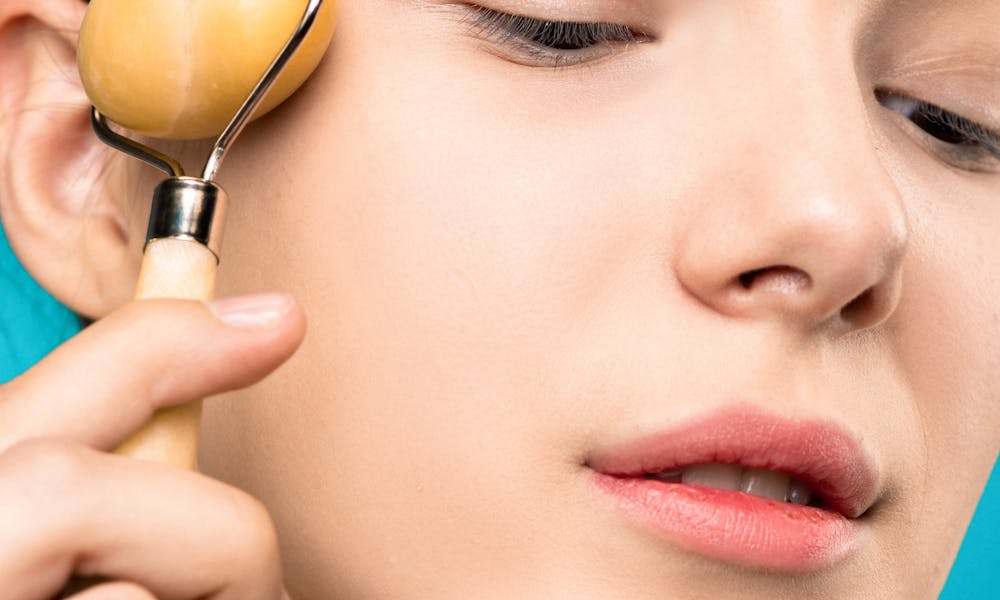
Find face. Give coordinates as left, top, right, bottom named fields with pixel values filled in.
left=154, top=0, right=1000, bottom=597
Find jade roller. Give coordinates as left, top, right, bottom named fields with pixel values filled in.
left=76, top=0, right=337, bottom=470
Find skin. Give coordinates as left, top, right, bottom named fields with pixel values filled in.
left=0, top=0, right=997, bottom=598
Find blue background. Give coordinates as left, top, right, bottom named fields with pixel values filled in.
left=0, top=220, right=996, bottom=596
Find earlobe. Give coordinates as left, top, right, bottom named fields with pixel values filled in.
left=0, top=0, right=140, bottom=319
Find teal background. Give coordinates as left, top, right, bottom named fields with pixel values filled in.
left=0, top=220, right=996, bottom=596
left=0, top=221, right=81, bottom=382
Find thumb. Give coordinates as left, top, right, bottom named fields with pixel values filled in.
left=0, top=293, right=305, bottom=453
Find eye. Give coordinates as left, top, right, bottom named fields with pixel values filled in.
left=876, top=89, right=1000, bottom=173
left=464, top=5, right=650, bottom=66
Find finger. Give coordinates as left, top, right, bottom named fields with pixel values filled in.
left=67, top=581, right=156, bottom=600
left=0, top=439, right=285, bottom=600
left=0, top=294, right=305, bottom=453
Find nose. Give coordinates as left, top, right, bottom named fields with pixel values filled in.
left=673, top=94, right=908, bottom=335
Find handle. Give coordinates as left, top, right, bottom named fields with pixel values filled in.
left=114, top=237, right=218, bottom=469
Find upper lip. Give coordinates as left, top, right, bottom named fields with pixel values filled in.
left=585, top=404, right=880, bottom=518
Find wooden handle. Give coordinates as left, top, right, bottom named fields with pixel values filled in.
left=115, top=238, right=218, bottom=469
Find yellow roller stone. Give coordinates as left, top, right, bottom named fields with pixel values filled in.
left=78, top=0, right=337, bottom=140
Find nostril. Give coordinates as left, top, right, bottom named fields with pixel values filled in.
left=839, top=288, right=874, bottom=323
left=738, top=269, right=763, bottom=289
left=737, top=266, right=811, bottom=294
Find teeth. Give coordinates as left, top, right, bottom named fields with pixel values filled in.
left=740, top=468, right=791, bottom=502
left=647, top=462, right=815, bottom=506
left=681, top=463, right=743, bottom=491
left=787, top=478, right=813, bottom=506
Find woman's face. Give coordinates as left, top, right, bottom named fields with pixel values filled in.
left=169, top=0, right=1000, bottom=597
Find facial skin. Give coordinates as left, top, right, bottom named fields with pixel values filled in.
left=4, top=0, right=998, bottom=597
left=178, top=0, right=1000, bottom=597
left=126, top=0, right=994, bottom=596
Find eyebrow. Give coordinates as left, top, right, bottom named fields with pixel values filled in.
left=864, top=0, right=1000, bottom=25
left=858, top=0, right=1000, bottom=61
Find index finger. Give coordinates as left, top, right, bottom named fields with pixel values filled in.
left=0, top=295, right=304, bottom=454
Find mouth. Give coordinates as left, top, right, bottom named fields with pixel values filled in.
left=586, top=404, right=879, bottom=572
left=642, top=463, right=819, bottom=506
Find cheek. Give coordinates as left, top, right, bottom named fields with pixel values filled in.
left=886, top=179, right=1000, bottom=562
left=273, top=38, right=672, bottom=411
left=899, top=180, right=1000, bottom=442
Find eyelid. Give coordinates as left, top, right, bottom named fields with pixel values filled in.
left=876, top=89, right=1000, bottom=172
left=463, top=4, right=651, bottom=66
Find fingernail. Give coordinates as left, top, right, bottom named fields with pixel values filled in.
left=209, top=294, right=294, bottom=329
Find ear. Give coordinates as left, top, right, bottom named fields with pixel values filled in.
left=0, top=0, right=141, bottom=319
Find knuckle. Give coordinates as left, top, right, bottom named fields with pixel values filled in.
left=227, top=490, right=282, bottom=569
left=103, top=299, right=205, bottom=352
left=0, top=438, right=89, bottom=495
left=0, top=439, right=90, bottom=550
left=118, top=297, right=205, bottom=328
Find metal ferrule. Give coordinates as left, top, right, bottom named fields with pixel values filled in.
left=146, top=177, right=228, bottom=261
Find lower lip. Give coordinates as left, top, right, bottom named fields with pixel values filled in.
left=592, top=473, right=864, bottom=572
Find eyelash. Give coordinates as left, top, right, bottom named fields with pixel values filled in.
left=876, top=89, right=1000, bottom=172
left=465, top=5, right=647, bottom=65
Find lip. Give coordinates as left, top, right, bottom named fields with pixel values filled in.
left=587, top=404, right=879, bottom=572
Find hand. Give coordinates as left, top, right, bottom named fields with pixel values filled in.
left=0, top=294, right=305, bottom=599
